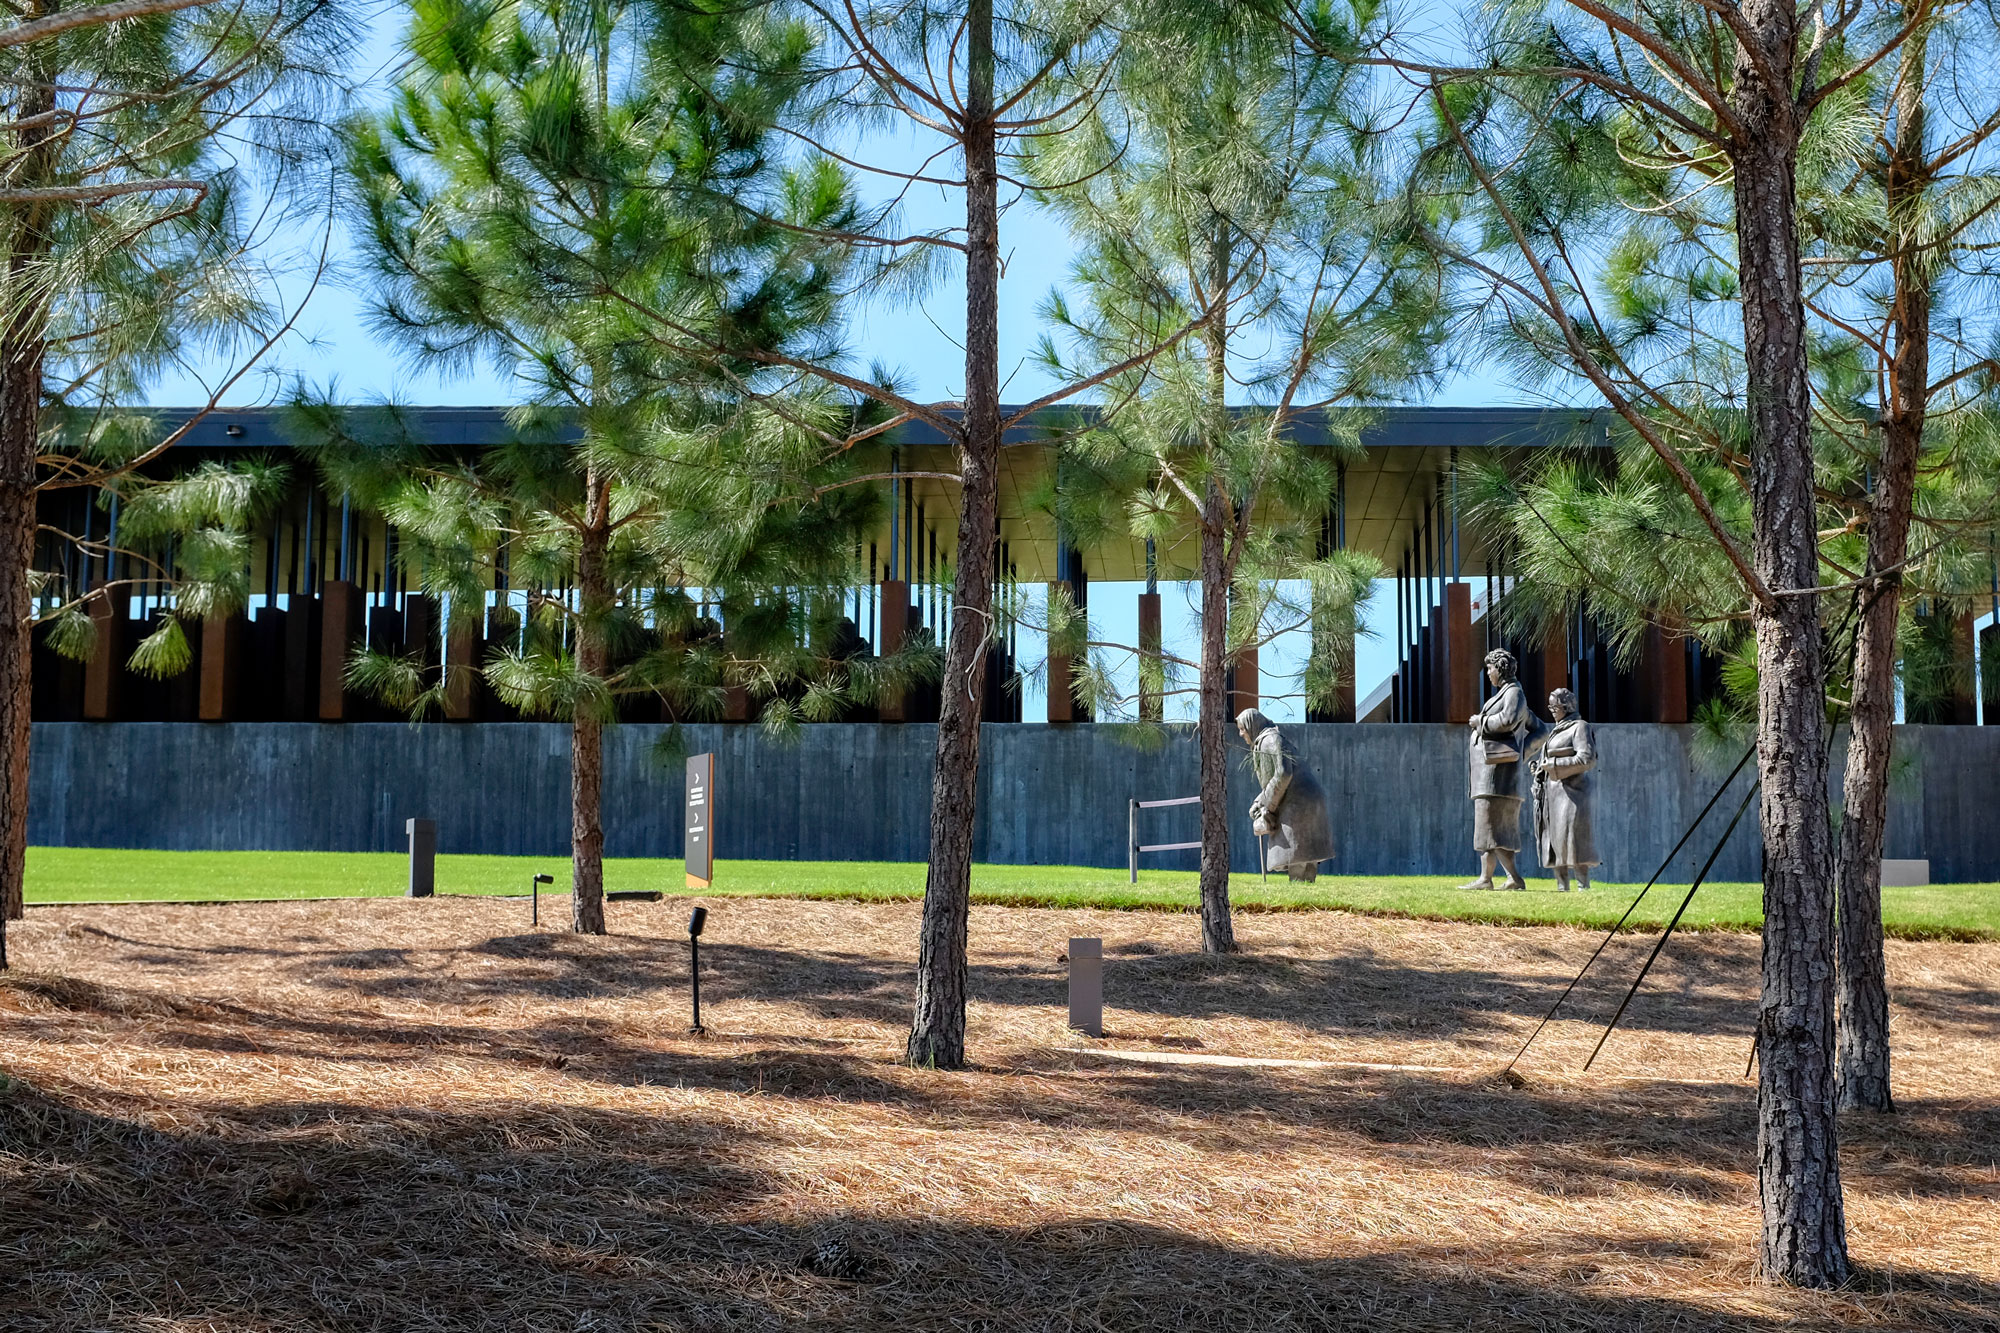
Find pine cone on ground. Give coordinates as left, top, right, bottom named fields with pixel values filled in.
left=800, top=1236, right=876, bottom=1283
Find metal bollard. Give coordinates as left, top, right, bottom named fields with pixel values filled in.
left=1068, top=936, right=1102, bottom=1037
left=406, top=818, right=436, bottom=898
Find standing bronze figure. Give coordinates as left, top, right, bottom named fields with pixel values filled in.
left=1237, top=709, right=1333, bottom=882
left=1459, top=649, right=1542, bottom=892
left=1533, top=687, right=1599, bottom=891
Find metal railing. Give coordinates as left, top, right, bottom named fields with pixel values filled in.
left=1128, top=795, right=1202, bottom=883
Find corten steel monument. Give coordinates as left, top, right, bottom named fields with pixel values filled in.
left=1533, top=687, right=1600, bottom=891
left=1460, top=648, right=1543, bottom=892
left=1237, top=708, right=1333, bottom=882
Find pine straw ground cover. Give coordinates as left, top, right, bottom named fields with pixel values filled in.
left=1, top=898, right=1996, bottom=1332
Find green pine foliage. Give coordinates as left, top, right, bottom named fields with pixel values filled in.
left=1422, top=2, right=2000, bottom=726
left=311, top=0, right=936, bottom=730
left=8, top=0, right=350, bottom=674
left=1025, top=4, right=1439, bottom=723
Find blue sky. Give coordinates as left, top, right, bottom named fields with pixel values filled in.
left=140, top=4, right=1535, bottom=721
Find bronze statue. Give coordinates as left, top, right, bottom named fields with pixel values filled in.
left=1532, top=687, right=1599, bottom=891
left=1237, top=708, right=1333, bottom=882
left=1459, top=648, right=1542, bottom=892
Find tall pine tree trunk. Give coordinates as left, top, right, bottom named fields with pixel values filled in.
left=1196, top=218, right=1237, bottom=954
left=1833, top=411, right=1913, bottom=1115
left=0, top=52, right=56, bottom=953
left=1196, top=486, right=1235, bottom=952
left=1730, top=0, right=1850, bottom=1286
left=0, top=325, right=38, bottom=944
left=1836, top=17, right=1930, bottom=1117
left=570, top=469, right=610, bottom=935
left=907, top=0, right=998, bottom=1069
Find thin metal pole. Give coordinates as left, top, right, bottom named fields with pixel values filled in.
left=689, top=936, right=703, bottom=1032
left=1583, top=780, right=1760, bottom=1072
left=80, top=495, right=93, bottom=594
left=1336, top=464, right=1346, bottom=549
left=1505, top=743, right=1756, bottom=1072
left=1129, top=799, right=1138, bottom=884
left=1450, top=448, right=1460, bottom=582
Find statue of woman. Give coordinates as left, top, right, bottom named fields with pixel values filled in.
left=1532, top=687, right=1599, bottom=891
left=1237, top=708, right=1333, bottom=882
left=1460, top=648, right=1541, bottom=892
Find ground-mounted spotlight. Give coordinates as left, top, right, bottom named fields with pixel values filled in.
left=687, top=906, right=708, bottom=1034
left=532, top=873, right=554, bottom=926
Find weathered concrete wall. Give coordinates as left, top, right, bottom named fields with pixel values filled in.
left=28, top=722, right=2000, bottom=881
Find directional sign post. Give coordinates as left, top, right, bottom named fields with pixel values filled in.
left=685, top=753, right=714, bottom=888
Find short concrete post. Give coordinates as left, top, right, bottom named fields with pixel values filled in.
left=407, top=818, right=436, bottom=898
left=1068, top=936, right=1102, bottom=1037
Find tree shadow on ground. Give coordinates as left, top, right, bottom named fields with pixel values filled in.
left=56, top=918, right=2000, bottom=1057
left=4, top=1078, right=1995, bottom=1333
left=17, top=917, right=1756, bottom=1041
left=7, top=969, right=1997, bottom=1210
left=702, top=936, right=1771, bottom=1045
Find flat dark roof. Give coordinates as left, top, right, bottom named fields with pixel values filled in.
left=144, top=403, right=1607, bottom=453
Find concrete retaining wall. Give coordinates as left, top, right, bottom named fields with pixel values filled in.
left=28, top=722, right=2000, bottom=882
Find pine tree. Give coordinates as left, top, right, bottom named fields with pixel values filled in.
left=1305, top=0, right=1942, bottom=1288
left=330, top=0, right=907, bottom=933
left=1443, top=0, right=2000, bottom=1124
left=1028, top=4, right=1433, bottom=951
left=1806, top=0, right=2000, bottom=1116
left=708, top=0, right=1196, bottom=1067
left=0, top=0, right=347, bottom=965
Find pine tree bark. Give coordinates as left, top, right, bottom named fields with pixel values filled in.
left=1835, top=17, right=1931, bottom=1118
left=1195, top=218, right=1237, bottom=954
left=570, top=468, right=610, bottom=935
left=0, top=324, right=38, bottom=941
left=1730, top=0, right=1851, bottom=1286
left=1196, top=485, right=1236, bottom=953
left=907, top=0, right=998, bottom=1069
left=0, top=47, right=56, bottom=950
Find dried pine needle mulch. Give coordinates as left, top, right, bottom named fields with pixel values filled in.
left=2, top=897, right=1997, bottom=1332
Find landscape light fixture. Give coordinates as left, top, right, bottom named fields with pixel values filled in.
left=687, top=907, right=708, bottom=1034
left=531, top=873, right=553, bottom=926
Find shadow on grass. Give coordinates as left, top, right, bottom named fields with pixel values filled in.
left=4, top=1077, right=1997, bottom=1332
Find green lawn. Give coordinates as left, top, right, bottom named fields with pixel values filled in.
left=21, top=847, right=2000, bottom=940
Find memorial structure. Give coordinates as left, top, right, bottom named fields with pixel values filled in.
left=24, top=405, right=1742, bottom=730
left=26, top=404, right=2000, bottom=881
left=1238, top=708, right=1334, bottom=881
left=1533, top=687, right=1599, bottom=890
